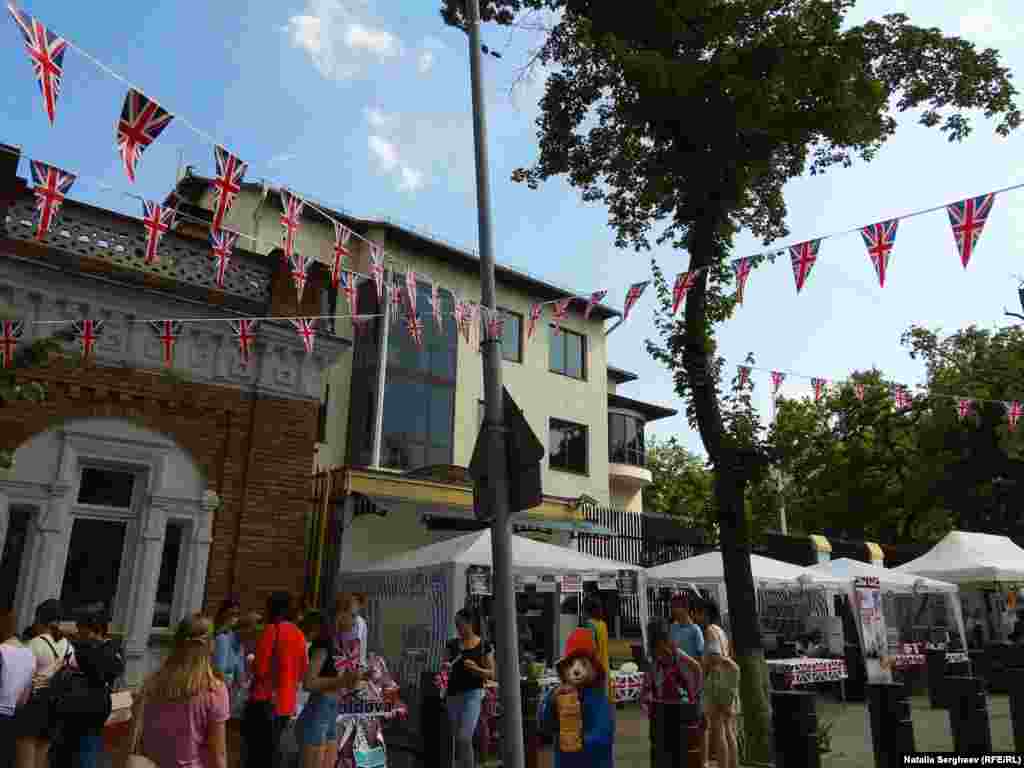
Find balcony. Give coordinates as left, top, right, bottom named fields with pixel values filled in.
left=608, top=413, right=651, bottom=490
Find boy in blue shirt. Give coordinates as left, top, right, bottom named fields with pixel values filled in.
left=669, top=593, right=704, bottom=659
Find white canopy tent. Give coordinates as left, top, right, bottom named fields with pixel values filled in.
left=339, top=530, right=649, bottom=675
left=894, top=530, right=1024, bottom=585
left=809, top=558, right=958, bottom=594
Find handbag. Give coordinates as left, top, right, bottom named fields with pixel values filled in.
left=126, top=693, right=159, bottom=768
left=353, top=720, right=387, bottom=768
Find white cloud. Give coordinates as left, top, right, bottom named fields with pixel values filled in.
left=399, top=167, right=424, bottom=192
left=368, top=135, right=399, bottom=172
left=363, top=107, right=393, bottom=130
left=283, top=1, right=404, bottom=81
left=417, top=50, right=435, bottom=75
left=959, top=3, right=1021, bottom=42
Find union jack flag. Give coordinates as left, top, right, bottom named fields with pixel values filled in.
left=622, top=281, right=649, bottom=322
left=209, top=228, right=238, bottom=289
left=339, top=271, right=358, bottom=316
left=853, top=383, right=866, bottom=402
left=893, top=387, right=911, bottom=410
left=956, top=398, right=972, bottom=421
left=947, top=193, right=996, bottom=269
left=526, top=302, right=544, bottom=340
left=732, top=257, right=753, bottom=305
left=406, top=314, right=424, bottom=347
left=551, top=297, right=572, bottom=334
left=231, top=319, right=258, bottom=366
left=390, top=281, right=404, bottom=317
left=72, top=319, right=104, bottom=361
left=331, top=221, right=352, bottom=289
left=116, top=88, right=174, bottom=183
left=1006, top=401, right=1022, bottom=433
left=811, top=377, right=827, bottom=402
left=452, top=298, right=466, bottom=336
left=141, top=200, right=176, bottom=265
left=290, top=318, right=317, bottom=355
left=0, top=320, right=24, bottom=368
left=461, top=302, right=477, bottom=345
left=861, top=219, right=899, bottom=289
left=770, top=370, right=785, bottom=395
left=484, top=308, right=505, bottom=342
left=30, top=160, right=75, bottom=239
left=404, top=270, right=418, bottom=313
left=790, top=239, right=821, bottom=294
left=671, top=270, right=702, bottom=315
left=289, top=252, right=309, bottom=303
left=8, top=4, right=66, bottom=126
left=583, top=290, right=607, bottom=321
left=210, top=145, right=247, bottom=232
left=280, top=189, right=304, bottom=264
left=430, top=282, right=444, bottom=332
left=737, top=365, right=751, bottom=389
left=368, top=242, right=385, bottom=299
left=148, top=320, right=182, bottom=368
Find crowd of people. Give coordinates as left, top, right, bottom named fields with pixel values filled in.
left=0, top=591, right=372, bottom=768
left=644, top=592, right=740, bottom=768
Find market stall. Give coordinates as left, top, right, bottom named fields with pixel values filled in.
left=895, top=530, right=1024, bottom=644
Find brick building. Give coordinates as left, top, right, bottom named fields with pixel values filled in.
left=0, top=144, right=346, bottom=683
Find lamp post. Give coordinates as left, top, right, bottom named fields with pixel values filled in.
left=465, top=2, right=526, bottom=768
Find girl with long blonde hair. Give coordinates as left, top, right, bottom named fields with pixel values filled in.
left=128, top=614, right=229, bottom=768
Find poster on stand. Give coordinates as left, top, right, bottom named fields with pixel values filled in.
left=850, top=576, right=891, bottom=683
left=468, top=566, right=492, bottom=596
left=618, top=571, right=638, bottom=596
left=598, top=572, right=618, bottom=591
left=561, top=574, right=582, bottom=594
left=536, top=574, right=558, bottom=593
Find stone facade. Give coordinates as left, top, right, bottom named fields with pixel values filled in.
left=0, top=148, right=347, bottom=682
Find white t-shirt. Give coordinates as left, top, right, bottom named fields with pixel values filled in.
left=355, top=616, right=368, bottom=666
left=0, top=641, right=36, bottom=716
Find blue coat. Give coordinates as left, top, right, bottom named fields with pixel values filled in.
left=538, top=686, right=614, bottom=768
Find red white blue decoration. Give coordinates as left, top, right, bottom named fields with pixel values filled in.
left=406, top=314, right=424, bottom=347
left=527, top=302, right=543, bottom=340
left=210, top=146, right=247, bottom=232
left=404, top=270, right=418, bottom=313
left=280, top=188, right=304, bottom=265
left=770, top=371, right=785, bottom=395
left=8, top=4, right=67, bottom=126
left=956, top=398, right=972, bottom=421
left=893, top=387, right=911, bottom=410
left=149, top=320, right=182, bottom=368
left=1, top=320, right=23, bottom=368
left=1005, top=401, right=1022, bottom=432
left=854, top=383, right=866, bottom=402
left=583, top=290, right=607, bottom=321
left=209, top=229, right=238, bottom=289
left=732, top=257, right=752, bottom=305
left=290, top=253, right=309, bottom=303
left=790, top=239, right=820, bottom=294
left=671, top=270, right=701, bottom=315
left=430, top=282, right=444, bottom=332
left=291, top=318, right=317, bottom=355
left=141, top=200, right=175, bottom=265
left=30, top=160, right=75, bottom=240
left=340, top=271, right=358, bottom=316
left=947, top=193, right=996, bottom=269
left=861, top=219, right=899, bottom=288
left=551, top=298, right=572, bottom=333
left=332, top=221, right=352, bottom=289
left=73, top=319, right=103, bottom=361
left=737, top=365, right=751, bottom=388
left=116, top=89, right=174, bottom=183
left=368, top=242, right=385, bottom=300
left=231, top=319, right=257, bottom=366
left=811, top=377, right=826, bottom=402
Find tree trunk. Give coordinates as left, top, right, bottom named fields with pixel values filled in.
left=717, top=464, right=772, bottom=763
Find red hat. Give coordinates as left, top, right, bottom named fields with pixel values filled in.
left=556, top=628, right=604, bottom=677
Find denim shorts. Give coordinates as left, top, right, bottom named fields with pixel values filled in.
left=295, top=692, right=339, bottom=746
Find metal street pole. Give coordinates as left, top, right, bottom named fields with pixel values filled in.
left=466, top=2, right=525, bottom=768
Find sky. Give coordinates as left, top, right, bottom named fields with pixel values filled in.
left=3, top=0, right=1024, bottom=458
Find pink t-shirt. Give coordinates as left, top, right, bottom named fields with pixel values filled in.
left=142, top=683, right=230, bottom=768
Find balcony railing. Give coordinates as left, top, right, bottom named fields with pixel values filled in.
left=609, top=444, right=646, bottom=468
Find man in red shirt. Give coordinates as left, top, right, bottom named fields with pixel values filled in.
left=243, top=591, right=308, bottom=768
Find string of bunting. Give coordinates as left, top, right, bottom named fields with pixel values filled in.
left=3, top=4, right=641, bottom=359
left=734, top=363, right=1024, bottom=432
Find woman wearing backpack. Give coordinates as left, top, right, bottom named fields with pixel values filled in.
left=17, top=599, right=75, bottom=768
left=2, top=611, right=36, bottom=767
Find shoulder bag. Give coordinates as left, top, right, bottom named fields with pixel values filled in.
left=125, top=693, right=159, bottom=768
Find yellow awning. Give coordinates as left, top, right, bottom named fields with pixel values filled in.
left=809, top=534, right=832, bottom=554
left=865, top=542, right=884, bottom=564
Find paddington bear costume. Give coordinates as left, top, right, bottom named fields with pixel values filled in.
left=538, top=628, right=614, bottom=768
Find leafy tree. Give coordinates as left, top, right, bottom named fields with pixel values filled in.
left=442, top=1, right=1019, bottom=756
left=644, top=435, right=713, bottom=520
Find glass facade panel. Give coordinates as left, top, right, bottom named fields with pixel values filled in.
left=549, top=326, right=585, bottom=379
left=608, top=413, right=646, bottom=466
left=550, top=419, right=588, bottom=474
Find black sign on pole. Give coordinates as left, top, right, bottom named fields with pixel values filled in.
left=469, top=386, right=545, bottom=522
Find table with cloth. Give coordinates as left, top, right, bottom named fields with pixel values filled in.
left=767, top=658, right=848, bottom=688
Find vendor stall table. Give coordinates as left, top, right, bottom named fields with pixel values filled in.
left=767, top=657, right=848, bottom=688
left=529, top=670, right=646, bottom=704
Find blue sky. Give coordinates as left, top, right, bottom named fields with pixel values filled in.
left=4, top=0, right=1024, bottom=458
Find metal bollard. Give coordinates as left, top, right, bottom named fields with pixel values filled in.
left=521, top=678, right=542, bottom=768
left=771, top=690, right=820, bottom=768
left=649, top=702, right=702, bottom=768
left=925, top=649, right=948, bottom=709
left=866, top=682, right=915, bottom=768
left=946, top=676, right=992, bottom=755
left=1006, top=668, right=1024, bottom=753
left=420, top=671, right=452, bottom=768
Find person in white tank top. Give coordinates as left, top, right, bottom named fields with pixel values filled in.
left=1, top=612, right=36, bottom=767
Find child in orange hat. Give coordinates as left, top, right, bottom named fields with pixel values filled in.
left=538, top=628, right=615, bottom=768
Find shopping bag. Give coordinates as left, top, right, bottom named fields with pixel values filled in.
left=353, top=720, right=387, bottom=768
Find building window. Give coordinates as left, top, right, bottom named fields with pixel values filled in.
left=380, top=278, right=458, bottom=470
left=549, top=419, right=588, bottom=475
left=59, top=518, right=127, bottom=622
left=77, top=468, right=135, bottom=508
left=549, top=326, right=585, bottom=379
left=153, top=522, right=184, bottom=628
left=479, top=309, right=523, bottom=363
left=608, top=413, right=646, bottom=467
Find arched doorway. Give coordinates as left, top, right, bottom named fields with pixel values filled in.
left=0, top=417, right=212, bottom=683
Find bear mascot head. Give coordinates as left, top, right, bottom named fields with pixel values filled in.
left=557, top=628, right=605, bottom=690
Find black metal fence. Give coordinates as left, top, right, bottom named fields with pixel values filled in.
left=576, top=507, right=708, bottom=567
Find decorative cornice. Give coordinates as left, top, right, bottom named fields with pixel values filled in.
left=0, top=479, right=72, bottom=503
